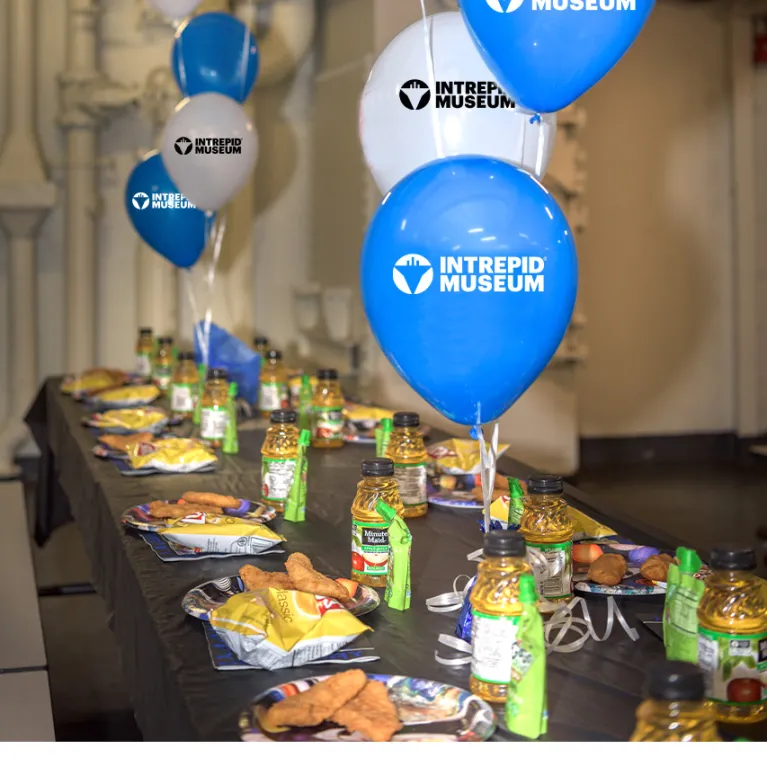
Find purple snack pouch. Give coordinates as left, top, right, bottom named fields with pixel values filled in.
left=455, top=574, right=478, bottom=641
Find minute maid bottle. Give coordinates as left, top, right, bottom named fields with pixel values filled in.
left=385, top=412, right=428, bottom=519
left=519, top=475, right=574, bottom=602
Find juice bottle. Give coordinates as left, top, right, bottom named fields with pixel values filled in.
left=385, top=411, right=428, bottom=519
left=261, top=409, right=299, bottom=512
left=519, top=475, right=574, bottom=602
left=253, top=336, right=270, bottom=356
left=199, top=367, right=230, bottom=448
left=630, top=661, right=721, bottom=741
left=469, top=529, right=532, bottom=703
left=259, top=350, right=289, bottom=419
left=311, top=368, right=344, bottom=449
left=697, top=545, right=767, bottom=724
left=169, top=351, right=198, bottom=419
left=153, top=336, right=175, bottom=393
left=350, top=458, right=405, bottom=588
left=135, top=327, right=154, bottom=380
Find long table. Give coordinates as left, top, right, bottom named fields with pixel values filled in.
left=25, top=378, right=755, bottom=742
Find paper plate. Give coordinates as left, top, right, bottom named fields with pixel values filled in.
left=240, top=674, right=496, bottom=742
left=138, top=532, right=285, bottom=562
left=182, top=575, right=381, bottom=621
left=122, top=498, right=276, bottom=533
left=81, top=407, right=172, bottom=434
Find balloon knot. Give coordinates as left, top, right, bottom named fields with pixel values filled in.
left=470, top=425, right=481, bottom=440
left=529, top=114, right=542, bottom=125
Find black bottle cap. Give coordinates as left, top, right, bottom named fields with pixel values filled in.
left=361, top=458, right=394, bottom=477
left=709, top=545, right=756, bottom=571
left=139, top=327, right=153, bottom=336
left=270, top=409, right=297, bottom=425
left=393, top=412, right=420, bottom=428
left=317, top=368, right=339, bottom=380
left=266, top=350, right=282, bottom=361
left=254, top=336, right=269, bottom=347
left=177, top=351, right=194, bottom=362
left=483, top=529, right=526, bottom=558
left=207, top=367, right=228, bottom=380
left=647, top=661, right=705, bottom=702
left=158, top=336, right=174, bottom=345
left=527, top=474, right=564, bottom=495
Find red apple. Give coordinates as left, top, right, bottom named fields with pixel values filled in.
left=351, top=552, right=364, bottom=572
left=727, top=677, right=764, bottom=703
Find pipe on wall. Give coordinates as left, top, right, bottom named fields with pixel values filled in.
left=0, top=0, right=57, bottom=477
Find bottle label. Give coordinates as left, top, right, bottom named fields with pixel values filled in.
left=200, top=407, right=229, bottom=440
left=351, top=520, right=389, bottom=577
left=314, top=407, right=344, bottom=442
left=261, top=457, right=297, bottom=503
left=470, top=611, right=521, bottom=685
left=260, top=382, right=288, bottom=412
left=526, top=541, right=573, bottom=600
left=170, top=383, right=195, bottom=413
left=136, top=353, right=152, bottom=377
left=697, top=628, right=767, bottom=705
left=154, top=366, right=172, bottom=391
left=393, top=462, right=427, bottom=507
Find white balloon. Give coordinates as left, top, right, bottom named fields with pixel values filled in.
left=161, top=93, right=258, bottom=212
left=146, top=0, right=203, bottom=19
left=360, top=12, right=557, bottom=194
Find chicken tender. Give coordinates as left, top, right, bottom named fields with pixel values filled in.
left=262, top=669, right=368, bottom=729
left=588, top=553, right=627, bottom=587
left=331, top=679, right=403, bottom=742
left=640, top=553, right=675, bottom=583
left=285, top=552, right=351, bottom=602
left=181, top=491, right=238, bottom=509
left=239, top=564, right=294, bottom=592
left=148, top=501, right=221, bottom=519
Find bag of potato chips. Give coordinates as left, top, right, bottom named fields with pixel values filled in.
left=210, top=589, right=372, bottom=670
left=126, top=437, right=218, bottom=474
left=158, top=515, right=284, bottom=556
left=428, top=438, right=510, bottom=476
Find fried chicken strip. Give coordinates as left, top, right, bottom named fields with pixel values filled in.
left=239, top=564, right=294, bottom=592
left=331, top=679, right=403, bottom=742
left=262, top=669, right=368, bottom=729
left=181, top=491, right=238, bottom=509
left=148, top=501, right=222, bottom=519
left=285, top=552, right=351, bottom=602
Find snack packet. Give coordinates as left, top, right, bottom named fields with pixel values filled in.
left=375, top=418, right=393, bottom=457
left=61, top=368, right=126, bottom=398
left=663, top=547, right=704, bottom=663
left=222, top=382, right=239, bottom=455
left=91, top=384, right=161, bottom=408
left=505, top=574, right=548, bottom=740
left=285, top=429, right=311, bottom=523
left=210, top=588, right=371, bottom=670
left=90, top=407, right=168, bottom=433
left=376, top=500, right=412, bottom=611
left=158, top=514, right=284, bottom=556
left=126, top=437, right=217, bottom=473
left=345, top=404, right=394, bottom=430
left=427, top=438, right=510, bottom=476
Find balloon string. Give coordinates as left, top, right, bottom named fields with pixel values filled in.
left=239, top=22, right=250, bottom=103
left=531, top=113, right=545, bottom=178
left=202, top=212, right=226, bottom=369
left=476, top=422, right=499, bottom=533
left=418, top=0, right=444, bottom=159
left=183, top=269, right=207, bottom=363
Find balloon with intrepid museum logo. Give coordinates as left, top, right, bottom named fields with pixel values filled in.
left=360, top=156, right=577, bottom=426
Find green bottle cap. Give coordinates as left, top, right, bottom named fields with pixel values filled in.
left=375, top=499, right=397, bottom=525
left=518, top=573, right=538, bottom=605
left=676, top=547, right=701, bottom=575
left=299, top=429, right=311, bottom=447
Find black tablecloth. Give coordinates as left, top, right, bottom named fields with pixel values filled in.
left=26, top=379, right=759, bottom=742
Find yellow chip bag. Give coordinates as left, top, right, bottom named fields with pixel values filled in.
left=96, top=408, right=167, bottom=431
left=61, top=368, right=126, bottom=396
left=159, top=515, right=284, bottom=555
left=127, top=437, right=217, bottom=473
left=344, top=404, right=394, bottom=427
left=428, top=438, right=510, bottom=475
left=490, top=495, right=616, bottom=540
left=210, top=589, right=371, bottom=670
left=93, top=384, right=161, bottom=406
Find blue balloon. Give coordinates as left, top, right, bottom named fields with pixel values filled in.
left=361, top=156, right=577, bottom=425
left=172, top=12, right=259, bottom=103
left=125, top=151, right=211, bottom=269
left=460, top=0, right=654, bottom=113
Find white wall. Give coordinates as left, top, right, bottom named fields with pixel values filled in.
left=578, top=5, right=734, bottom=437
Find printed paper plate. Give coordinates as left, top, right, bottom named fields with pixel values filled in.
left=86, top=385, right=161, bottom=410
left=182, top=575, right=381, bottom=621
left=122, top=498, right=276, bottom=533
left=204, top=623, right=378, bottom=672
left=111, top=458, right=217, bottom=477
left=240, top=674, right=496, bottom=742
left=138, top=532, right=284, bottom=562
